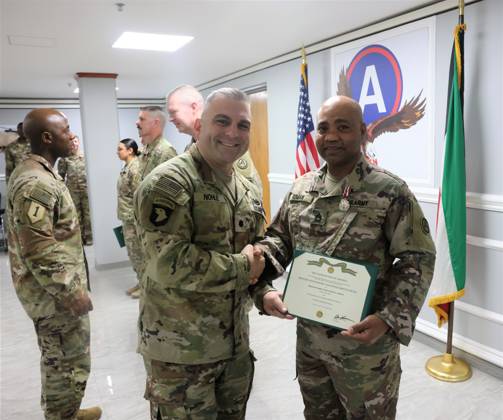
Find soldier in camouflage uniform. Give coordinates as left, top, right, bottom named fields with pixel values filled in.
left=116, top=138, right=143, bottom=295
left=3, top=122, right=31, bottom=184
left=136, top=105, right=177, bottom=179
left=127, top=106, right=177, bottom=298
left=58, top=136, right=93, bottom=245
left=6, top=109, right=101, bottom=420
left=134, top=88, right=271, bottom=419
left=166, top=84, right=263, bottom=190
left=255, top=96, right=436, bottom=420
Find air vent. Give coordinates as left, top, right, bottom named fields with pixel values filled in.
left=8, top=35, right=56, bottom=48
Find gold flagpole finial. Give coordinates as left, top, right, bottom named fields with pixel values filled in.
left=301, top=46, right=307, bottom=65
left=459, top=0, right=464, bottom=16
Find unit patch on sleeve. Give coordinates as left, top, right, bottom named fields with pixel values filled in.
left=149, top=204, right=172, bottom=227
left=27, top=201, right=46, bottom=224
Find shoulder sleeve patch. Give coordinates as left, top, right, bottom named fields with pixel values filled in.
left=27, top=200, right=46, bottom=224
left=26, top=181, right=55, bottom=208
left=154, top=175, right=183, bottom=197
left=153, top=175, right=190, bottom=206
left=149, top=204, right=173, bottom=227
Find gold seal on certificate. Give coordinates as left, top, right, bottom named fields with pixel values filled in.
left=283, top=250, right=377, bottom=330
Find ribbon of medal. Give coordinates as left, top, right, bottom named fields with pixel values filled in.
left=339, top=185, right=352, bottom=211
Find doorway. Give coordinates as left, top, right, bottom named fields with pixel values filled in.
left=248, top=89, right=271, bottom=224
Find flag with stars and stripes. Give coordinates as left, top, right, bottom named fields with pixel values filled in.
left=295, top=53, right=320, bottom=178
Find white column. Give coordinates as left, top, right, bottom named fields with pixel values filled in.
left=76, top=73, right=127, bottom=268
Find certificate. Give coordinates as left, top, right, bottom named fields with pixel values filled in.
left=283, top=250, right=377, bottom=330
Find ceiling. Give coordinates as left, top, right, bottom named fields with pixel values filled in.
left=1, top=0, right=441, bottom=99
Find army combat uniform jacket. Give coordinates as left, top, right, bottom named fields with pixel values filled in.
left=117, top=157, right=141, bottom=223
left=258, top=155, right=436, bottom=346
left=134, top=145, right=270, bottom=364
left=138, top=136, right=177, bottom=180
left=57, top=153, right=93, bottom=245
left=7, top=155, right=88, bottom=320
left=4, top=136, right=31, bottom=183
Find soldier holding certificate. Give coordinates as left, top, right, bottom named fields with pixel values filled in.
left=255, top=96, right=436, bottom=419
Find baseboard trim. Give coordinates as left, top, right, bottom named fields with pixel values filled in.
left=94, top=260, right=131, bottom=271
left=415, top=318, right=503, bottom=369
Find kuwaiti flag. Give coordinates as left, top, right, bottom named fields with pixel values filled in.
left=428, top=23, right=466, bottom=327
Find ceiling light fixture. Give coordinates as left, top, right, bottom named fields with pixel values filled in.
left=112, top=32, right=193, bottom=52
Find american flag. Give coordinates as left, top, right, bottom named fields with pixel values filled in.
left=295, top=53, right=320, bottom=178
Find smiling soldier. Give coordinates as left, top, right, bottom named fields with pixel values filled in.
left=134, top=88, right=272, bottom=419
left=255, top=96, right=436, bottom=419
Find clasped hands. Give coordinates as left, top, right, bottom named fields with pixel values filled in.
left=241, top=244, right=265, bottom=285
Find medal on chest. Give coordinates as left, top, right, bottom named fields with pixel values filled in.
left=339, top=185, right=352, bottom=212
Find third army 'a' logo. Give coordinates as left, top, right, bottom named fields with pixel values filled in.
left=337, top=44, right=426, bottom=164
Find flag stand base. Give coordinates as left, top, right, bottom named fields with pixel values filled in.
left=425, top=353, right=472, bottom=382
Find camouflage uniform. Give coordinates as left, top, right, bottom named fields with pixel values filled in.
left=256, top=155, right=435, bottom=419
left=185, top=137, right=262, bottom=191
left=58, top=153, right=93, bottom=245
left=138, top=136, right=177, bottom=180
left=117, top=157, right=143, bottom=280
left=4, top=136, right=31, bottom=184
left=134, top=145, right=270, bottom=419
left=6, top=154, right=91, bottom=420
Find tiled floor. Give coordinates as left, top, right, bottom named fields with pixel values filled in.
left=1, top=247, right=502, bottom=419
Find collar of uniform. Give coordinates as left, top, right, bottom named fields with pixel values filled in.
left=29, top=153, right=62, bottom=180
left=310, top=154, right=372, bottom=197
left=188, top=143, right=217, bottom=183
left=144, top=136, right=163, bottom=153
left=188, top=144, right=249, bottom=202
left=69, top=153, right=83, bottom=161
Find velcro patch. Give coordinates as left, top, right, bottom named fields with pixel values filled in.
left=149, top=204, right=173, bottom=227
left=290, top=193, right=313, bottom=203
left=27, top=182, right=53, bottom=208
left=421, top=217, right=430, bottom=235
left=27, top=200, right=46, bottom=224
left=154, top=176, right=184, bottom=198
left=236, top=158, right=248, bottom=170
left=251, top=198, right=266, bottom=217
left=194, top=192, right=225, bottom=203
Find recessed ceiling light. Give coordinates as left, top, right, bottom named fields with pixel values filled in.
left=112, top=32, right=193, bottom=52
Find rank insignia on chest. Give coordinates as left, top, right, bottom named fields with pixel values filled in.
left=149, top=204, right=172, bottom=226
left=27, top=201, right=45, bottom=224
left=235, top=216, right=250, bottom=232
left=311, top=209, right=326, bottom=225
left=236, top=158, right=248, bottom=170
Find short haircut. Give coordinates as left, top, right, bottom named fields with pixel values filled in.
left=166, top=85, right=203, bottom=106
left=205, top=88, right=250, bottom=108
left=140, top=105, right=166, bottom=128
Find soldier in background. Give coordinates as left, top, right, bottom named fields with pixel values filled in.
left=116, top=138, right=143, bottom=298
left=4, top=122, right=31, bottom=184
left=134, top=88, right=270, bottom=419
left=166, top=84, right=262, bottom=191
left=6, top=108, right=101, bottom=420
left=58, top=136, right=93, bottom=246
left=125, top=106, right=177, bottom=299
left=136, top=105, right=177, bottom=179
left=255, top=96, right=436, bottom=419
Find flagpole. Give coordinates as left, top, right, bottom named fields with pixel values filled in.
left=425, top=0, right=471, bottom=383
